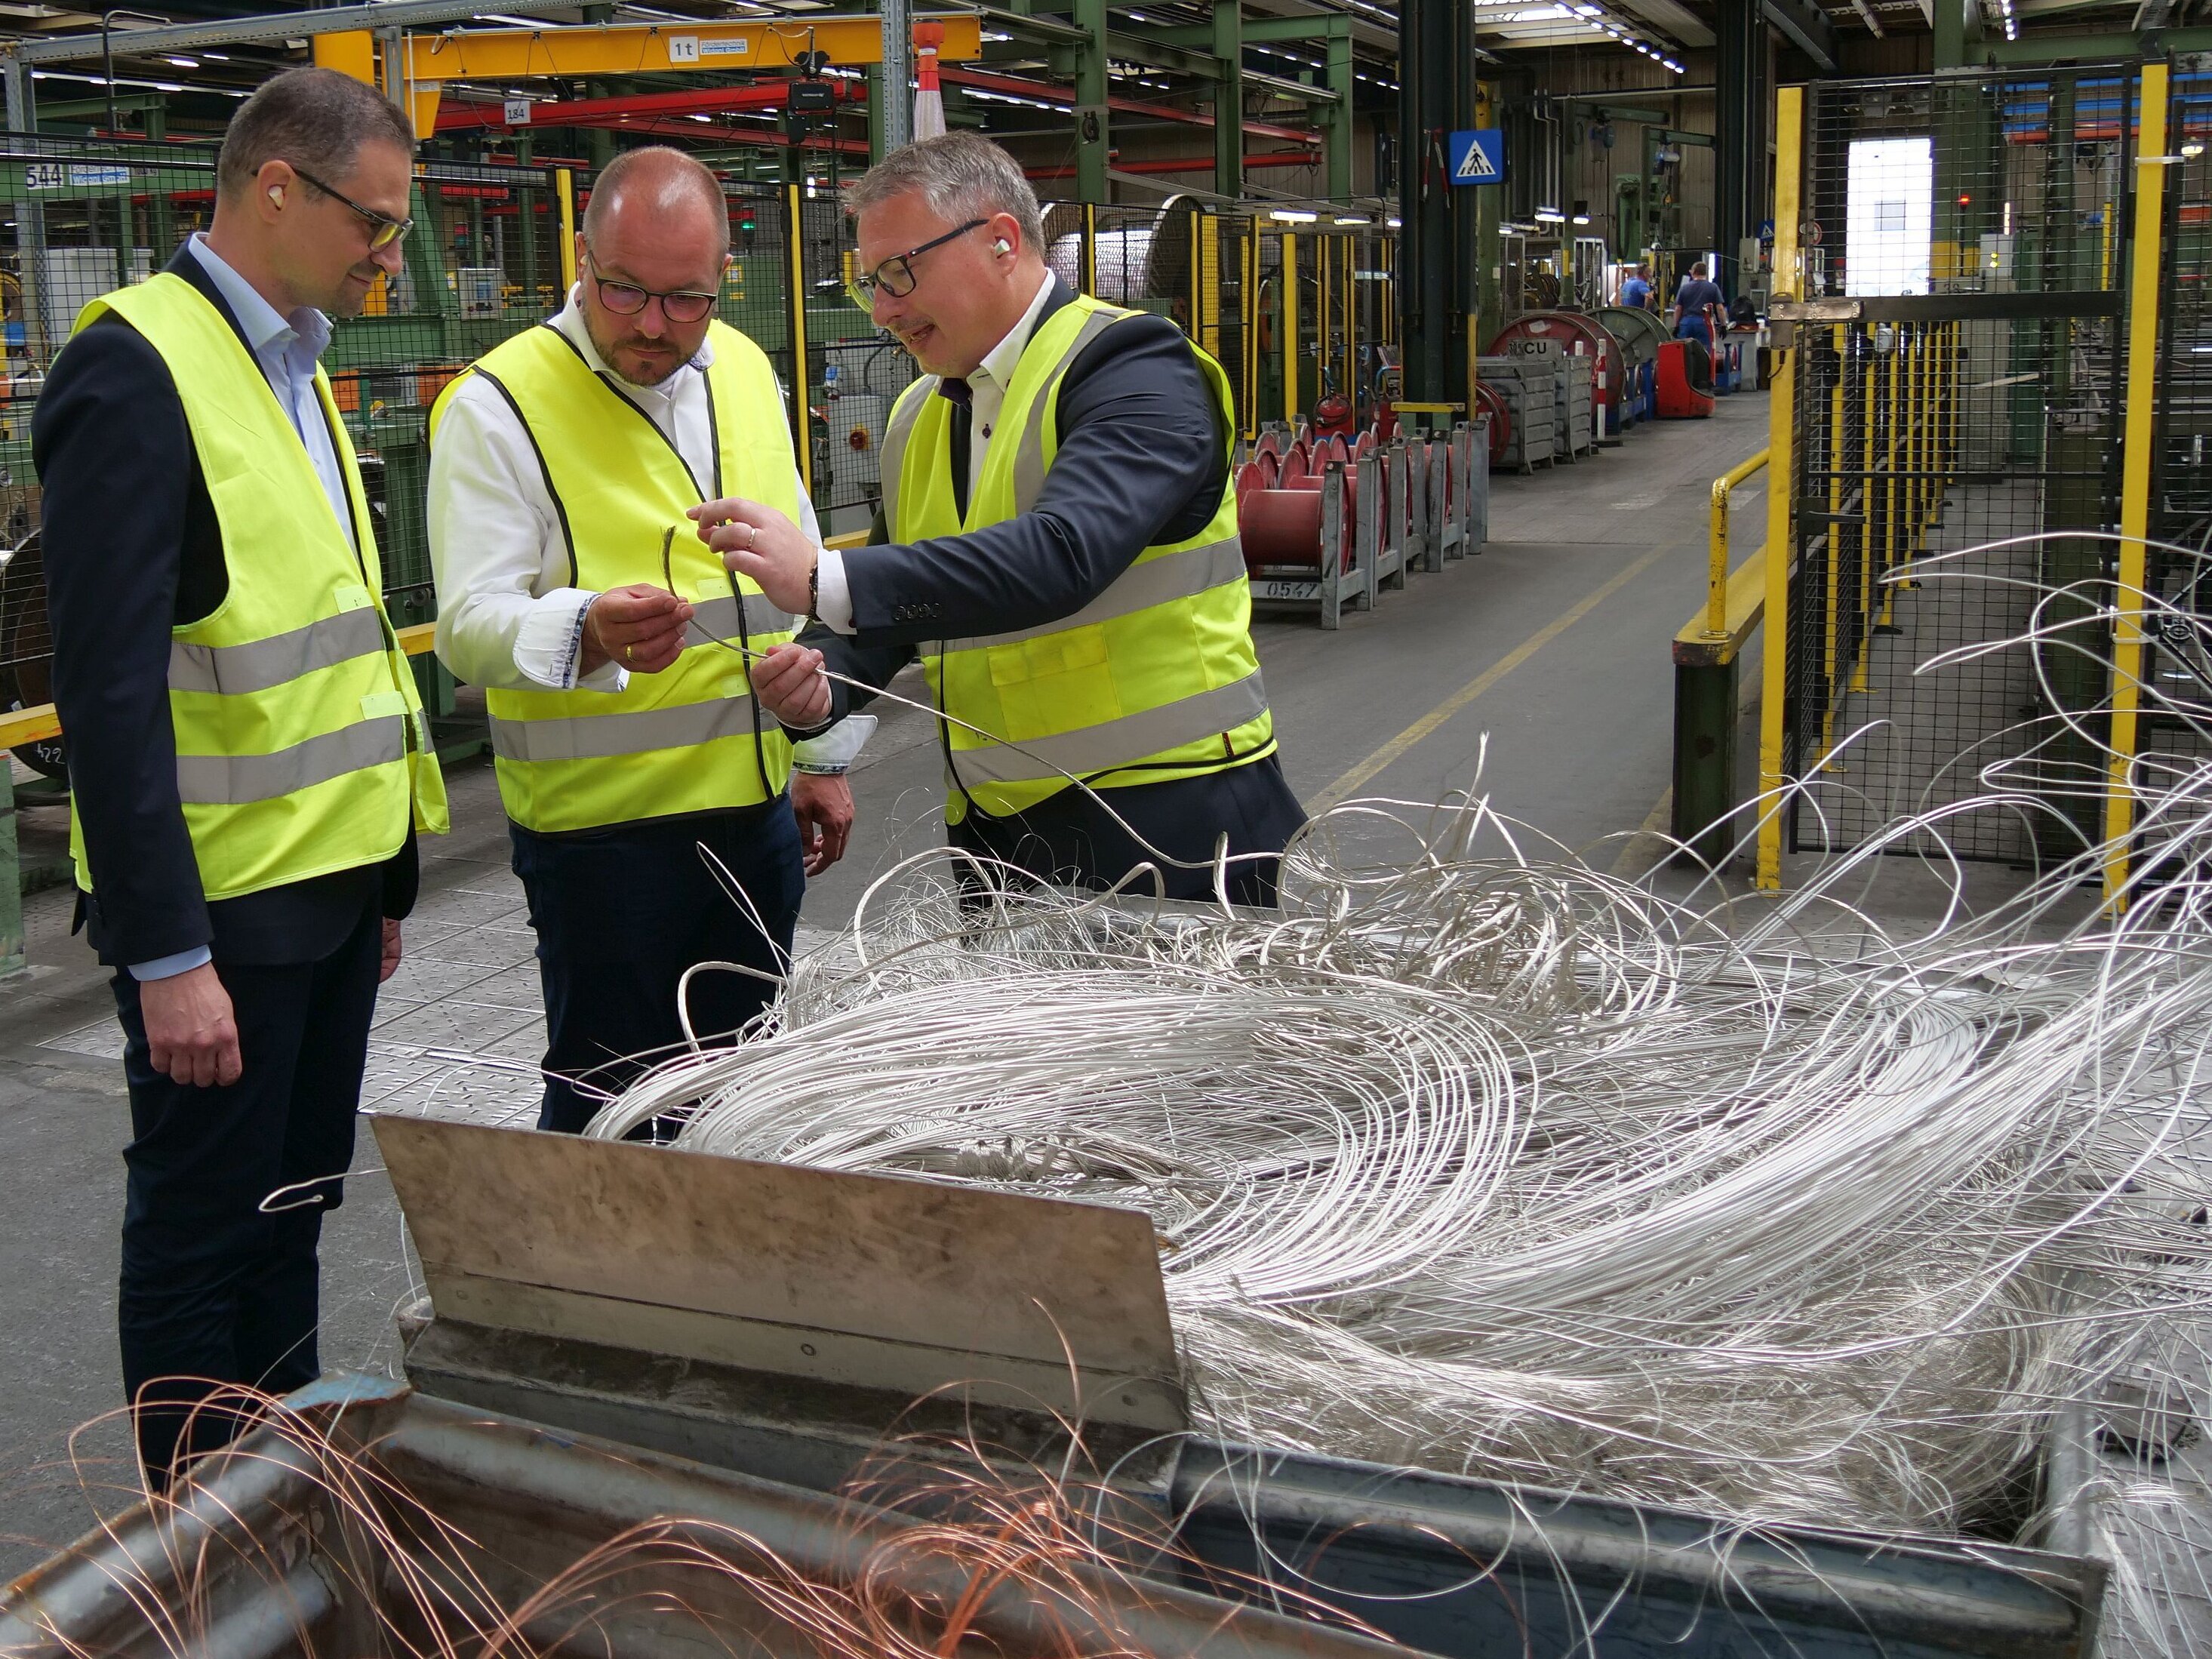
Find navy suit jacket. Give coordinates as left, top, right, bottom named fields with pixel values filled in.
left=798, top=276, right=1230, bottom=720
left=33, top=243, right=417, bottom=968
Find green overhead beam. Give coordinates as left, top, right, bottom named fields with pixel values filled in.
left=1244, top=68, right=1340, bottom=104
left=1105, top=30, right=1224, bottom=75
left=1977, top=26, right=2212, bottom=57
left=1157, top=12, right=1350, bottom=44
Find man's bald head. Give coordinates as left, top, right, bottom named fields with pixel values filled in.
left=574, top=146, right=731, bottom=386
left=583, top=146, right=729, bottom=258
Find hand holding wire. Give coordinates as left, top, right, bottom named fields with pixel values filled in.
left=692, top=495, right=817, bottom=617
left=749, top=641, right=832, bottom=727
left=584, top=583, right=692, bottom=675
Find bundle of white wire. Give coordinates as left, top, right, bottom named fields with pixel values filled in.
left=588, top=560, right=2212, bottom=1541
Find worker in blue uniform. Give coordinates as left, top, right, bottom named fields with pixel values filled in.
left=1672, top=262, right=1727, bottom=346
left=1620, top=264, right=1654, bottom=310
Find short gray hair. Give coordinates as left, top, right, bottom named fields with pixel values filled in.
left=218, top=67, right=414, bottom=200
left=848, top=133, right=1044, bottom=251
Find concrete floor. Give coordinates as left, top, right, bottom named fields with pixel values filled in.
left=1, top=386, right=2201, bottom=1649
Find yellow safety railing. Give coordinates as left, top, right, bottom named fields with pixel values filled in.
left=1755, top=83, right=1804, bottom=891
left=1706, top=450, right=1770, bottom=640
left=2105, top=58, right=2170, bottom=904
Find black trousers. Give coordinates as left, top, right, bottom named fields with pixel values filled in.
left=112, top=891, right=382, bottom=1486
left=510, top=798, right=805, bottom=1134
left=949, top=755, right=1307, bottom=908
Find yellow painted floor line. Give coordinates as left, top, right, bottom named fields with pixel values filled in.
left=1312, top=540, right=1683, bottom=811
left=1607, top=785, right=1676, bottom=878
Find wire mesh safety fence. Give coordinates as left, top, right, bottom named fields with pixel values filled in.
left=1781, top=69, right=2130, bottom=867
left=0, top=146, right=1400, bottom=759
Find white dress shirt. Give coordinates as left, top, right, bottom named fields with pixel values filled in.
left=187, top=235, right=355, bottom=549
left=814, top=268, right=1054, bottom=635
left=429, top=291, right=824, bottom=694
left=137, top=238, right=358, bottom=985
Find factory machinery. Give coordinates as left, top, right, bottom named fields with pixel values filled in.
left=0, top=1117, right=2109, bottom=1659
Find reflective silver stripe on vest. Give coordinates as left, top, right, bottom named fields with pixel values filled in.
left=168, top=607, right=387, bottom=697
left=880, top=376, right=938, bottom=534
left=943, top=535, right=1246, bottom=653
left=491, top=693, right=783, bottom=765
left=174, top=714, right=405, bottom=805
left=691, top=592, right=798, bottom=642
left=949, top=669, right=1267, bottom=788
left=1012, top=308, right=1133, bottom=514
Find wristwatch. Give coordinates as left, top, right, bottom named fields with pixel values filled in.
left=806, top=553, right=820, bottom=624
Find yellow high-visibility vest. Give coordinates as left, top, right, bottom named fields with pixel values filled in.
left=66, top=275, right=448, bottom=903
left=881, top=291, right=1272, bottom=822
left=429, top=322, right=801, bottom=834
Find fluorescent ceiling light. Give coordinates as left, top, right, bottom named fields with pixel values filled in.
left=1269, top=208, right=1319, bottom=222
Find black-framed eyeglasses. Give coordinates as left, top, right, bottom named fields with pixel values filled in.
left=583, top=248, right=721, bottom=325
left=289, top=164, right=413, bottom=251
left=847, top=218, right=987, bottom=310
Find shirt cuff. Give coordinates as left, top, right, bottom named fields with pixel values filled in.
left=515, top=588, right=629, bottom=691
left=130, top=946, right=212, bottom=982
left=792, top=713, right=876, bottom=773
left=814, top=547, right=856, bottom=635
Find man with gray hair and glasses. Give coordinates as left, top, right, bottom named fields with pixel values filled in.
left=429, top=146, right=857, bottom=1136
left=698, top=132, right=1303, bottom=906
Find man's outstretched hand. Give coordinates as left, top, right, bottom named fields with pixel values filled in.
left=692, top=497, right=816, bottom=619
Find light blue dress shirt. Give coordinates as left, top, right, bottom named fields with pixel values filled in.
left=131, top=239, right=359, bottom=984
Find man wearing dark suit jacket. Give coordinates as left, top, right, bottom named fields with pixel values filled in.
left=33, top=67, right=446, bottom=1485
left=697, top=134, right=1304, bottom=906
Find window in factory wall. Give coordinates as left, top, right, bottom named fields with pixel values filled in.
left=1845, top=135, right=1934, bottom=296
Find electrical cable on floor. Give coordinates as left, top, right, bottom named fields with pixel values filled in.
left=589, top=539, right=2212, bottom=1551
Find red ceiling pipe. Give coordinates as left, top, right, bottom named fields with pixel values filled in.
left=938, top=66, right=1317, bottom=146
left=1026, top=150, right=1320, bottom=179
left=438, top=78, right=863, bottom=131
left=555, top=113, right=870, bottom=152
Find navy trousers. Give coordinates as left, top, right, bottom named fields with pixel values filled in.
left=949, top=755, right=1307, bottom=908
left=112, top=891, right=381, bottom=1486
left=510, top=798, right=804, bottom=1134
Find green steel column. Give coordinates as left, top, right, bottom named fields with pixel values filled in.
left=1396, top=0, right=1454, bottom=402
left=1323, top=17, right=1353, bottom=202
left=0, top=767, right=21, bottom=978
left=1212, top=0, right=1241, bottom=199
left=1075, top=0, right=1110, bottom=202
left=867, top=66, right=888, bottom=163
left=1931, top=0, right=1977, bottom=68
left=1713, top=0, right=1758, bottom=300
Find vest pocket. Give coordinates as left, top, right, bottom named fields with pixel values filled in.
left=983, top=625, right=1121, bottom=742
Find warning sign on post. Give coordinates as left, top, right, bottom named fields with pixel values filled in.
left=1445, top=130, right=1504, bottom=186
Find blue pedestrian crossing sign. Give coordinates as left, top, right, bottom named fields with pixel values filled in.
left=1447, top=129, right=1505, bottom=186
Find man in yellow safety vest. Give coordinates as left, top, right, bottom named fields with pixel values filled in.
left=698, top=133, right=1303, bottom=906
left=429, top=146, right=857, bottom=1131
left=35, top=67, right=448, bottom=1486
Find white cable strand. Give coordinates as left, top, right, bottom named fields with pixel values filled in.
left=583, top=542, right=2212, bottom=1550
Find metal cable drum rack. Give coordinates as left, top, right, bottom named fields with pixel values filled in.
left=2, top=1116, right=2108, bottom=1659
left=1475, top=356, right=1558, bottom=472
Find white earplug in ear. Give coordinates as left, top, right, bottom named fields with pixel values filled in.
left=993, top=238, right=1011, bottom=255
left=267, top=186, right=285, bottom=207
